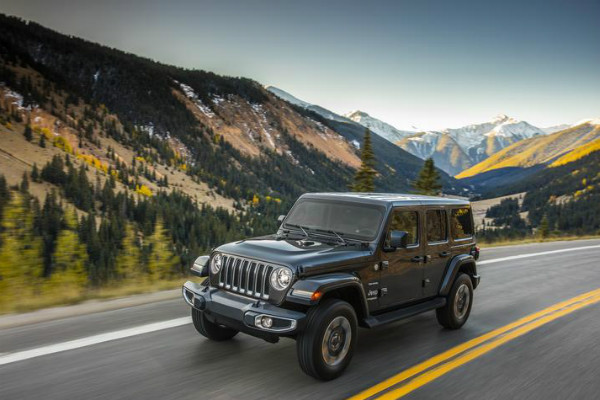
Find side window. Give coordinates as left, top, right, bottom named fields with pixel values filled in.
left=451, top=207, right=473, bottom=240
left=426, top=210, right=447, bottom=243
left=386, top=210, right=418, bottom=246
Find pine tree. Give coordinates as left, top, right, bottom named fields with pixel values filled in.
left=20, top=172, right=29, bottom=193
left=39, top=134, right=46, bottom=148
left=539, top=215, right=550, bottom=238
left=24, top=124, right=33, bottom=142
left=43, top=208, right=87, bottom=300
left=412, top=158, right=442, bottom=196
left=147, top=218, right=180, bottom=281
left=31, top=163, right=39, bottom=182
left=350, top=129, right=377, bottom=192
left=0, top=175, right=8, bottom=210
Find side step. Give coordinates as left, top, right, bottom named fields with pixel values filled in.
left=363, top=297, right=446, bottom=328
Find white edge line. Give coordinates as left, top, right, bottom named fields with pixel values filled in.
left=2, top=244, right=600, bottom=366
left=0, top=316, right=191, bottom=366
left=478, top=245, right=600, bottom=265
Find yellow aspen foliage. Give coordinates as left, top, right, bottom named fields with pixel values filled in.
left=77, top=153, right=109, bottom=173
left=42, top=208, right=88, bottom=301
left=252, top=194, right=259, bottom=205
left=147, top=218, right=180, bottom=281
left=53, top=136, right=74, bottom=154
left=40, top=127, right=53, bottom=139
left=135, top=184, right=153, bottom=197
left=0, top=193, right=43, bottom=312
left=115, top=223, right=142, bottom=282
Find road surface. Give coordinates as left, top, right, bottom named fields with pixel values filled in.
left=1, top=239, right=600, bottom=399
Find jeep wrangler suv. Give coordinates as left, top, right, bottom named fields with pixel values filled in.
left=182, top=193, right=480, bottom=380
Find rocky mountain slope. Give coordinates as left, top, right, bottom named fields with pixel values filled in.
left=266, top=86, right=467, bottom=193
left=2, top=13, right=456, bottom=214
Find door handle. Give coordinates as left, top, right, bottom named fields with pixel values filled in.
left=411, top=256, right=424, bottom=263
left=439, top=251, right=450, bottom=257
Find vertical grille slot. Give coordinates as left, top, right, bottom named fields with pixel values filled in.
left=217, top=255, right=274, bottom=299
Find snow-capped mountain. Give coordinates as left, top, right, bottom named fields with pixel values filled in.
left=573, top=117, right=600, bottom=126
left=541, top=124, right=571, bottom=134
left=265, top=86, right=347, bottom=122
left=397, top=115, right=547, bottom=175
left=265, top=86, right=311, bottom=108
left=344, top=110, right=416, bottom=143
left=397, top=132, right=471, bottom=176
left=266, top=85, right=560, bottom=176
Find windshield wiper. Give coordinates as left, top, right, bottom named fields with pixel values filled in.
left=282, top=223, right=310, bottom=240
left=310, top=228, right=350, bottom=245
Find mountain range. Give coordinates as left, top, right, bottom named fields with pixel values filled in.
left=457, top=119, right=600, bottom=189
left=266, top=86, right=560, bottom=176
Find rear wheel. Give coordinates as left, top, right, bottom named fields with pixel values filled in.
left=436, top=273, right=473, bottom=329
left=296, top=299, right=357, bottom=380
left=191, top=308, right=238, bottom=341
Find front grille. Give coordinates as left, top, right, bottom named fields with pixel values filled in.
left=218, top=255, right=274, bottom=300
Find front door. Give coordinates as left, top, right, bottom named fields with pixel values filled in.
left=423, top=208, right=451, bottom=297
left=379, top=208, right=424, bottom=308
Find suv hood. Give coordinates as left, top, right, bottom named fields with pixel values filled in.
left=215, top=236, right=375, bottom=275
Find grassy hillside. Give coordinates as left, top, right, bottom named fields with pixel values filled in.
left=474, top=148, right=600, bottom=243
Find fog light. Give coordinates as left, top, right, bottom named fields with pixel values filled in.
left=255, top=315, right=274, bottom=329
left=261, top=316, right=273, bottom=328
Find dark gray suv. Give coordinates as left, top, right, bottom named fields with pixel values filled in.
left=183, top=193, right=480, bottom=380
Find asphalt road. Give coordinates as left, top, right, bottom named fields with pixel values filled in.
left=1, top=239, right=600, bottom=399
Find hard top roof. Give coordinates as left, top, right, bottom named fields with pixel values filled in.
left=300, top=192, right=471, bottom=207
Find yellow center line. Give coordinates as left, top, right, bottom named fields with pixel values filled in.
left=377, top=293, right=600, bottom=399
left=348, top=288, right=600, bottom=400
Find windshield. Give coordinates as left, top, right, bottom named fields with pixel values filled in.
left=283, top=199, right=385, bottom=241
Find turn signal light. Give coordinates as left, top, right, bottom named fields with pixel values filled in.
left=310, top=291, right=322, bottom=301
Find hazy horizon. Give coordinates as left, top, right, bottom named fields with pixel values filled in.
left=1, top=0, right=599, bottom=130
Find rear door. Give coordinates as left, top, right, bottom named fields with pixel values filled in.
left=379, top=208, right=424, bottom=308
left=423, top=208, right=451, bottom=297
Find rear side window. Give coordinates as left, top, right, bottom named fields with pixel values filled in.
left=387, top=210, right=418, bottom=246
left=451, top=207, right=473, bottom=239
left=426, top=210, right=447, bottom=242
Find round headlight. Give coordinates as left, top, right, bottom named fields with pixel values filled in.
left=270, top=267, right=293, bottom=291
left=210, top=253, right=223, bottom=275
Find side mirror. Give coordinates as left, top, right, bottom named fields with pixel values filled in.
left=277, top=214, right=286, bottom=224
left=190, top=255, right=209, bottom=277
left=389, top=230, right=409, bottom=249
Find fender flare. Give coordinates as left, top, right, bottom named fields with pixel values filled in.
left=439, top=254, right=477, bottom=296
left=286, top=273, right=369, bottom=317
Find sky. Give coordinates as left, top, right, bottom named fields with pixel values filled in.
left=2, top=0, right=599, bottom=130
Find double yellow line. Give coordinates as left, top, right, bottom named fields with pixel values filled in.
left=349, top=288, right=600, bottom=400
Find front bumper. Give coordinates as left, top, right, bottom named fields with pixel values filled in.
left=182, top=281, right=306, bottom=339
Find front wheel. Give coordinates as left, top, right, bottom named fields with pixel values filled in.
left=296, top=299, right=357, bottom=380
left=192, top=308, right=238, bottom=341
left=436, top=273, right=473, bottom=329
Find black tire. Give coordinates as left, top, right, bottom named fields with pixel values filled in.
left=296, top=299, right=358, bottom=381
left=191, top=308, right=238, bottom=341
left=436, top=273, right=473, bottom=329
